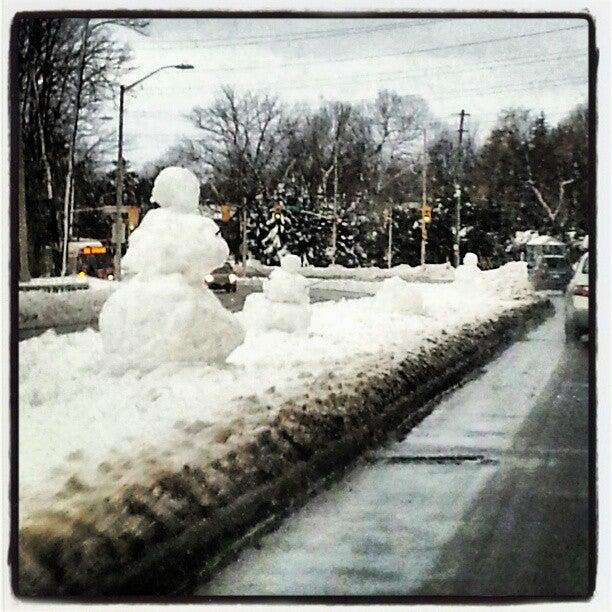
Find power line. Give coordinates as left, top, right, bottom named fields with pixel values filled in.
left=133, top=19, right=444, bottom=50
left=139, top=51, right=587, bottom=96
left=129, top=24, right=586, bottom=73
left=127, top=74, right=587, bottom=122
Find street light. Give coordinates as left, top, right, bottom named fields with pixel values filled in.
left=113, top=64, right=194, bottom=279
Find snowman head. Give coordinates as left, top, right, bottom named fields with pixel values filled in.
left=150, top=167, right=200, bottom=214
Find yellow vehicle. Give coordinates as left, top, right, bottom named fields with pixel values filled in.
left=68, top=240, right=115, bottom=280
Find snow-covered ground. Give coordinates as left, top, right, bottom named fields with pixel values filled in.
left=19, top=265, right=535, bottom=523
left=246, top=260, right=454, bottom=282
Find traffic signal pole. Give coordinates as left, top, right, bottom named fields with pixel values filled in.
left=387, top=205, right=393, bottom=269
left=421, top=128, right=427, bottom=266
left=454, top=109, right=469, bottom=268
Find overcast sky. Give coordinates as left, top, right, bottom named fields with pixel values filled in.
left=109, top=17, right=589, bottom=170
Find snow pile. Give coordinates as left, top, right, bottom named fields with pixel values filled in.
left=483, top=261, right=534, bottom=300
left=239, top=254, right=311, bottom=334
left=19, top=278, right=116, bottom=329
left=99, top=167, right=244, bottom=369
left=19, top=277, right=539, bottom=517
left=453, top=253, right=534, bottom=301
left=374, top=276, right=425, bottom=316
left=245, top=259, right=454, bottom=283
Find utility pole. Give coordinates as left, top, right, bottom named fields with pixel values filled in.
left=113, top=84, right=126, bottom=279
left=421, top=128, right=428, bottom=266
left=113, top=64, right=193, bottom=280
left=241, top=198, right=248, bottom=273
left=454, top=109, right=469, bottom=268
left=331, top=127, right=339, bottom=265
left=387, top=204, right=393, bottom=269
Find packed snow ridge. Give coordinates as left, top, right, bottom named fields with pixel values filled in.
left=18, top=167, right=537, bottom=520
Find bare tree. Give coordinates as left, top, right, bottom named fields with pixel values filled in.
left=187, top=87, right=292, bottom=203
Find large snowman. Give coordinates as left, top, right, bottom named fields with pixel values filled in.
left=99, top=167, right=245, bottom=370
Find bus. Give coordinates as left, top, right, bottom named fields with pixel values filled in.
left=67, top=240, right=115, bottom=280
left=525, top=236, right=566, bottom=269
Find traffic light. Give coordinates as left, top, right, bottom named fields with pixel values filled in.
left=221, top=204, right=232, bottom=223
left=272, top=202, right=283, bottom=220
left=422, top=205, right=432, bottom=224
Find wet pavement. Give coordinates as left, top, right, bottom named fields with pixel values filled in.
left=197, top=300, right=591, bottom=597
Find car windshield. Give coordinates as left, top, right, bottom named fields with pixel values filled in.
left=542, top=257, right=567, bottom=270
left=582, top=256, right=589, bottom=274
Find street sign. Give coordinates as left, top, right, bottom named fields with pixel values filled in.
left=127, top=206, right=139, bottom=231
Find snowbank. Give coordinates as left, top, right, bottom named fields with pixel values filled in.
left=483, top=261, right=534, bottom=301
left=19, top=268, right=535, bottom=514
left=246, top=260, right=454, bottom=282
left=18, top=295, right=551, bottom=596
left=19, top=278, right=116, bottom=329
left=374, top=277, right=425, bottom=316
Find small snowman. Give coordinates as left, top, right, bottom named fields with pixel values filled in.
left=238, top=253, right=311, bottom=334
left=99, top=167, right=245, bottom=370
left=454, top=252, right=484, bottom=288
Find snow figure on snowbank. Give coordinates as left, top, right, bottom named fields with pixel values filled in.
left=99, top=167, right=245, bottom=370
left=454, top=252, right=485, bottom=288
left=238, top=253, right=311, bottom=334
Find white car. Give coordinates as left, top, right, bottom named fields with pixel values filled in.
left=564, top=252, right=589, bottom=341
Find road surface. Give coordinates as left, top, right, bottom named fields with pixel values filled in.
left=198, top=300, right=592, bottom=597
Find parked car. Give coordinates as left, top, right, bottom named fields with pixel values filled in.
left=205, top=262, right=237, bottom=292
left=530, top=255, right=573, bottom=290
left=564, top=253, right=589, bottom=341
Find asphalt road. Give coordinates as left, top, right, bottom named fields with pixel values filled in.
left=215, top=282, right=366, bottom=312
left=198, top=301, right=592, bottom=598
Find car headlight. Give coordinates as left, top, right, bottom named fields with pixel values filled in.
left=107, top=274, right=114, bottom=281
left=205, top=274, right=214, bottom=283
left=228, top=273, right=237, bottom=283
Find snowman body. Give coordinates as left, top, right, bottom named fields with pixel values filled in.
left=99, top=167, right=245, bottom=369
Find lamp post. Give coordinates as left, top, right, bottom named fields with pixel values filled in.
left=113, top=64, right=194, bottom=279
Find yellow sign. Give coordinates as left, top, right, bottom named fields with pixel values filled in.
left=127, top=206, right=140, bottom=231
